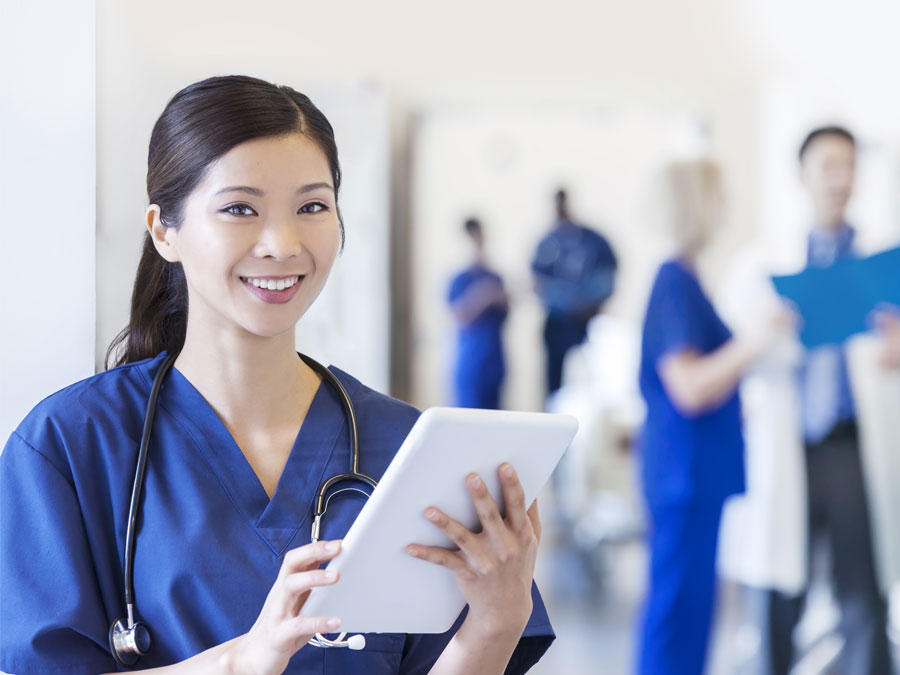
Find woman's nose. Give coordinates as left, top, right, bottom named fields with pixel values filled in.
left=256, top=217, right=302, bottom=260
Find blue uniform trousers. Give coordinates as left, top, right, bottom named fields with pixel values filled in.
left=543, top=314, right=589, bottom=395
left=638, top=500, right=724, bottom=675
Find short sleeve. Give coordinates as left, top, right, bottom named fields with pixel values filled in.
left=399, top=582, right=554, bottom=675
left=447, top=272, right=472, bottom=304
left=530, top=234, right=557, bottom=278
left=0, top=432, right=116, bottom=675
left=644, top=263, right=707, bottom=363
left=588, top=230, right=617, bottom=271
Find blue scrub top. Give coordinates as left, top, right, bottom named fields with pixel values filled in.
left=530, top=221, right=617, bottom=317
left=638, top=260, right=745, bottom=508
left=447, top=264, right=507, bottom=391
left=0, top=352, right=553, bottom=674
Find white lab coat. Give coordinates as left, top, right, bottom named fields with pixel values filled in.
left=715, top=245, right=900, bottom=595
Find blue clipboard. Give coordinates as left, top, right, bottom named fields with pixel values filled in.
left=771, top=246, right=900, bottom=348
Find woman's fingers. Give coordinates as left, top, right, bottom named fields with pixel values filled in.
left=279, top=540, right=341, bottom=579
left=527, top=499, right=542, bottom=543
left=279, top=568, right=340, bottom=617
left=282, top=569, right=339, bottom=597
left=276, top=614, right=342, bottom=647
left=498, top=463, right=529, bottom=533
left=405, top=544, right=470, bottom=576
left=465, top=473, right=504, bottom=533
left=422, top=507, right=477, bottom=553
left=425, top=466, right=533, bottom=551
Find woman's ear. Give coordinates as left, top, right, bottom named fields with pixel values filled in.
left=146, top=205, right=180, bottom=262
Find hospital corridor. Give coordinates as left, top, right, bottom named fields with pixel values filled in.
left=4, top=1, right=900, bottom=673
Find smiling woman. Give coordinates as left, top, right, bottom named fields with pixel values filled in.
left=144, top=132, right=342, bottom=344
left=107, top=77, right=345, bottom=368
left=0, top=75, right=555, bottom=675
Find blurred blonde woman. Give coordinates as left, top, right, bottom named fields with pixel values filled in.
left=635, top=160, right=789, bottom=675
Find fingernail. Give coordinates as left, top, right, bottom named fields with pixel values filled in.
left=426, top=508, right=439, bottom=522
left=325, top=541, right=340, bottom=553
left=501, top=463, right=514, bottom=479
left=406, top=545, right=420, bottom=557
left=324, top=570, right=337, bottom=581
left=327, top=617, right=341, bottom=630
left=468, top=474, right=482, bottom=488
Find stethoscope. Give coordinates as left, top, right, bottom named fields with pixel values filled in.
left=109, top=351, right=377, bottom=668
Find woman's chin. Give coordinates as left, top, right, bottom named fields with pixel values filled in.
left=236, top=319, right=300, bottom=342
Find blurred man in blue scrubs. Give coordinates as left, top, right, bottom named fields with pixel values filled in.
left=531, top=189, right=617, bottom=398
left=448, top=218, right=509, bottom=409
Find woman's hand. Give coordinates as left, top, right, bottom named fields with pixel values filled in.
left=222, top=540, right=343, bottom=675
left=405, top=463, right=540, bottom=638
left=740, top=301, right=799, bottom=356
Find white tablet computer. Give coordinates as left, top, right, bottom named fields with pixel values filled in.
left=301, top=406, right=578, bottom=634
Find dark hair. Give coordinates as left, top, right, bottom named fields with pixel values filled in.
left=106, top=75, right=343, bottom=369
left=464, top=217, right=482, bottom=237
left=799, top=125, right=856, bottom=162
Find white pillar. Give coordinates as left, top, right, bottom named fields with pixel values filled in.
left=0, top=0, right=96, bottom=443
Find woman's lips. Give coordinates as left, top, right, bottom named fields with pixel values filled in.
left=240, top=276, right=304, bottom=305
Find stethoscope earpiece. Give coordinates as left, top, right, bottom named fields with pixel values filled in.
left=109, top=615, right=152, bottom=668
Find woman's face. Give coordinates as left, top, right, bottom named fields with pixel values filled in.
left=690, top=181, right=724, bottom=253
left=149, top=133, right=341, bottom=341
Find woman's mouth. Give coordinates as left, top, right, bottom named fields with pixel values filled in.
left=240, top=275, right=304, bottom=304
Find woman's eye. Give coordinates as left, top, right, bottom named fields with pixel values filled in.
left=299, top=202, right=329, bottom=214
left=222, top=203, right=256, bottom=216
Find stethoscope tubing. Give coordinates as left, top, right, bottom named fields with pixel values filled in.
left=114, top=350, right=375, bottom=666
left=123, top=350, right=178, bottom=609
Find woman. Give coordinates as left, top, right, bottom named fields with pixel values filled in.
left=636, top=160, right=789, bottom=675
left=447, top=217, right=509, bottom=409
left=0, top=76, right=552, bottom=674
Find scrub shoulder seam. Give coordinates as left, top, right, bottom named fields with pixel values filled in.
left=10, top=430, right=76, bottom=490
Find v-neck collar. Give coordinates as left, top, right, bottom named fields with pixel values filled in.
left=153, top=357, right=347, bottom=555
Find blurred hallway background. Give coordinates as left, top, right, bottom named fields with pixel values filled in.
left=5, top=1, right=900, bottom=672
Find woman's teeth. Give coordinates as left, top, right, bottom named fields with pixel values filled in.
left=241, top=276, right=301, bottom=291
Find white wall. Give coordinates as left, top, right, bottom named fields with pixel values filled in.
left=0, top=1, right=96, bottom=443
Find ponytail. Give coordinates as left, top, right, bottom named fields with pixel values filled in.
left=105, top=233, right=187, bottom=369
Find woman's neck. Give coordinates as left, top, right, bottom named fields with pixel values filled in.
left=677, top=248, right=698, bottom=269
left=174, top=323, right=319, bottom=435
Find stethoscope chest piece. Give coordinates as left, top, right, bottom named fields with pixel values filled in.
left=109, top=614, right=152, bottom=667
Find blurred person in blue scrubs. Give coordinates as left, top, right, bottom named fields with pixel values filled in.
left=447, top=218, right=509, bottom=409
left=637, top=160, right=791, bottom=675
left=531, top=189, right=617, bottom=398
left=760, top=126, right=894, bottom=675
left=0, top=75, right=554, bottom=675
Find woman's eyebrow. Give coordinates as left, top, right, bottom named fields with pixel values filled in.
left=296, top=182, right=334, bottom=194
left=214, top=185, right=264, bottom=197
left=212, top=183, right=334, bottom=197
